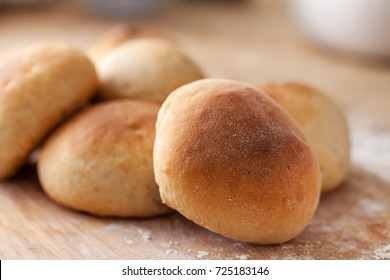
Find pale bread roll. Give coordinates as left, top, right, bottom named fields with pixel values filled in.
left=154, top=79, right=321, bottom=244
left=89, top=23, right=174, bottom=61
left=0, top=42, right=98, bottom=179
left=96, top=39, right=204, bottom=103
left=38, top=100, right=171, bottom=217
left=261, top=82, right=350, bottom=193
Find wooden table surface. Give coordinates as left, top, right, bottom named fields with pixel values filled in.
left=0, top=0, right=389, bottom=260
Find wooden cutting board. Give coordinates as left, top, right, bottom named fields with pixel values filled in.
left=0, top=164, right=389, bottom=260
left=0, top=1, right=390, bottom=260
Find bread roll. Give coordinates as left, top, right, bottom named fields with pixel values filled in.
left=154, top=79, right=321, bottom=244
left=38, top=100, right=171, bottom=217
left=261, top=82, right=350, bottom=193
left=89, top=24, right=174, bottom=61
left=96, top=39, right=204, bottom=103
left=0, top=42, right=98, bottom=179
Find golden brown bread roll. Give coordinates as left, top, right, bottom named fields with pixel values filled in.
left=96, top=38, right=204, bottom=103
left=0, top=42, right=98, bottom=179
left=89, top=23, right=174, bottom=61
left=154, top=78, right=321, bottom=244
left=38, top=100, right=171, bottom=217
left=261, top=82, right=350, bottom=193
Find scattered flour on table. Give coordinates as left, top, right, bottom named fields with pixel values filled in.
left=356, top=198, right=387, bottom=215
left=2, top=196, right=15, bottom=207
left=164, top=249, right=180, bottom=256
left=103, top=223, right=153, bottom=244
left=103, top=223, right=124, bottom=231
left=235, top=254, right=249, bottom=260
left=373, top=244, right=390, bottom=260
left=351, top=129, right=390, bottom=182
left=160, top=241, right=180, bottom=248
left=136, top=228, right=152, bottom=242
left=232, top=242, right=244, bottom=248
left=196, top=251, right=209, bottom=259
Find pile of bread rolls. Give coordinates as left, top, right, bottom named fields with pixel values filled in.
left=0, top=24, right=350, bottom=244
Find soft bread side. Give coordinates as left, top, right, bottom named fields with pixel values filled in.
left=0, top=42, right=98, bottom=179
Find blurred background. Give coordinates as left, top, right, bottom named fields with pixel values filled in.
left=0, top=0, right=389, bottom=180
left=0, top=0, right=389, bottom=59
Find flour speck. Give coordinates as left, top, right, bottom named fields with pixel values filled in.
left=196, top=251, right=209, bottom=259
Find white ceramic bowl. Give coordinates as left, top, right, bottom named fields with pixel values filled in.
left=289, top=0, right=390, bottom=59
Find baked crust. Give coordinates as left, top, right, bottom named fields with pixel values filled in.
left=96, top=39, right=204, bottom=103
left=0, top=42, right=98, bottom=179
left=261, top=82, right=350, bottom=193
left=38, top=100, right=171, bottom=217
left=154, top=79, right=321, bottom=244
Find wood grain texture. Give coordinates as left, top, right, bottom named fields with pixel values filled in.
left=0, top=0, right=389, bottom=259
left=0, top=165, right=389, bottom=260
